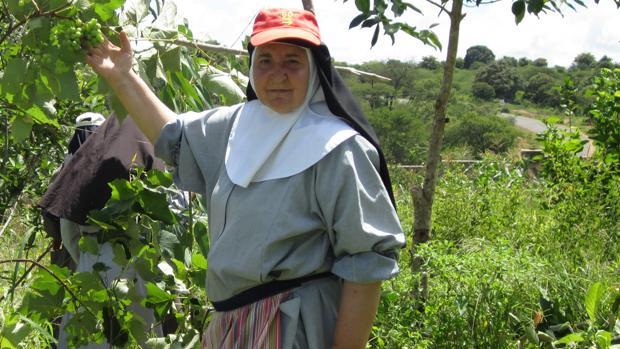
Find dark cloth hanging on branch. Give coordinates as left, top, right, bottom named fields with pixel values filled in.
left=38, top=114, right=164, bottom=225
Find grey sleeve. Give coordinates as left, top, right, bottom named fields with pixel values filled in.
left=316, top=135, right=405, bottom=283
left=154, top=115, right=206, bottom=194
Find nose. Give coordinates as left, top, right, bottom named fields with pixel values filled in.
left=269, top=63, right=289, bottom=83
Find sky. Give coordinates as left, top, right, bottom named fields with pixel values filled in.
left=175, top=0, right=620, bottom=68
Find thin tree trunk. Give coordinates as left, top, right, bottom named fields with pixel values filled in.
left=411, top=0, right=464, bottom=246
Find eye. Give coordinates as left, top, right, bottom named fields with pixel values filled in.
left=285, top=58, right=303, bottom=68
left=256, top=57, right=272, bottom=68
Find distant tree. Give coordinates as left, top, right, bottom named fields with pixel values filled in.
left=367, top=106, right=430, bottom=164
left=533, top=58, right=548, bottom=67
left=498, top=56, right=518, bottom=67
left=524, top=73, right=561, bottom=106
left=518, top=57, right=530, bottom=66
left=444, top=114, right=518, bottom=156
left=464, top=45, right=495, bottom=69
left=386, top=59, right=416, bottom=94
left=472, top=82, right=495, bottom=100
left=555, top=66, right=567, bottom=73
left=455, top=57, right=465, bottom=69
left=597, top=55, right=615, bottom=69
left=572, top=52, right=596, bottom=69
left=474, top=61, right=521, bottom=101
left=419, top=56, right=441, bottom=70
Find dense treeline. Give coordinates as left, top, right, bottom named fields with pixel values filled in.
left=337, top=47, right=619, bottom=164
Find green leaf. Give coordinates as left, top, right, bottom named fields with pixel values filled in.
left=361, top=18, right=379, bottom=28
left=1, top=58, right=27, bottom=97
left=87, top=210, right=120, bottom=231
left=93, top=0, right=125, bottom=21
left=160, top=47, right=182, bottom=75
left=29, top=268, right=64, bottom=296
left=349, top=13, right=368, bottom=28
left=6, top=0, right=35, bottom=19
left=190, top=254, right=207, bottom=290
left=527, top=0, right=545, bottom=14
left=92, top=262, right=111, bottom=272
left=512, top=0, right=526, bottom=24
left=555, top=333, right=584, bottom=344
left=525, top=324, right=540, bottom=344
left=193, top=220, right=209, bottom=258
left=0, top=316, right=31, bottom=348
left=146, top=169, right=173, bottom=187
left=139, top=189, right=176, bottom=224
left=11, top=116, right=33, bottom=143
left=122, top=0, right=150, bottom=25
left=27, top=105, right=59, bottom=127
left=545, top=116, right=562, bottom=124
left=102, top=305, right=129, bottom=347
left=73, top=0, right=91, bottom=10
left=112, top=242, right=130, bottom=266
left=79, top=236, right=100, bottom=255
left=145, top=282, right=175, bottom=319
left=355, top=0, right=370, bottom=14
left=72, top=271, right=104, bottom=292
left=371, top=24, right=380, bottom=48
left=585, top=282, right=604, bottom=322
left=595, top=330, right=612, bottom=348
left=109, top=179, right=138, bottom=201
left=157, top=229, right=180, bottom=257
left=57, top=71, right=81, bottom=101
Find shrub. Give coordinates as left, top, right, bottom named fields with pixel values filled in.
left=472, top=81, right=495, bottom=100
left=444, top=114, right=519, bottom=156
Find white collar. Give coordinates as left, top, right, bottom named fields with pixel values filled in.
left=225, top=48, right=357, bottom=187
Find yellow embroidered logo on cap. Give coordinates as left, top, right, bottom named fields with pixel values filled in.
left=281, top=11, right=294, bottom=25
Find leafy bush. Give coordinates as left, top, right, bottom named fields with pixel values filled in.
left=472, top=81, right=495, bottom=100
left=587, top=68, right=620, bottom=164
left=444, top=114, right=520, bottom=156
left=367, top=106, right=430, bottom=164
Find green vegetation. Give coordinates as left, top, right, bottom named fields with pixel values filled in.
left=1, top=0, right=620, bottom=348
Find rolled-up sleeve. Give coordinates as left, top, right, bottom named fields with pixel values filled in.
left=316, top=135, right=405, bottom=283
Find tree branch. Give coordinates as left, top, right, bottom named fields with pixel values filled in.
left=0, top=0, right=74, bottom=45
left=29, top=0, right=41, bottom=13
left=132, top=37, right=392, bottom=81
left=0, top=243, right=52, bottom=302
left=0, top=193, right=21, bottom=238
left=424, top=0, right=452, bottom=16
left=0, top=258, right=98, bottom=319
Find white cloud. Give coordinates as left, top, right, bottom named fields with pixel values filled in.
left=176, top=0, right=620, bottom=67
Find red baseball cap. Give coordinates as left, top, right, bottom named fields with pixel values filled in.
left=250, top=8, right=321, bottom=46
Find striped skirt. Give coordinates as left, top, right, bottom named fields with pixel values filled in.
left=202, top=291, right=290, bottom=349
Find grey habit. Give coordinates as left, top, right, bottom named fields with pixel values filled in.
left=155, top=104, right=405, bottom=348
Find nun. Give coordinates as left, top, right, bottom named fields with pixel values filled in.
left=86, top=8, right=405, bottom=349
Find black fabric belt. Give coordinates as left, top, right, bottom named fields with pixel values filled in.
left=212, top=272, right=333, bottom=312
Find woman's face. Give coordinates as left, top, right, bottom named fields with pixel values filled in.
left=252, top=43, right=310, bottom=113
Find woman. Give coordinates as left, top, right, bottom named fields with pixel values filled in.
left=86, top=8, right=405, bottom=349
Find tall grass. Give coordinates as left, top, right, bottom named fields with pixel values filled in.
left=374, top=160, right=619, bottom=348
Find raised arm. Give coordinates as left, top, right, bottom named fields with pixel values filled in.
left=85, top=32, right=176, bottom=143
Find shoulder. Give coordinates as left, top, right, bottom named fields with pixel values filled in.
left=325, top=134, right=380, bottom=169
left=180, top=103, right=244, bottom=127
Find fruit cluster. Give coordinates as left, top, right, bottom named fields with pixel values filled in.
left=51, top=19, right=104, bottom=52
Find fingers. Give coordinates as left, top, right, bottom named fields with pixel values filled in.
left=119, top=31, right=133, bottom=55
left=89, top=47, right=104, bottom=57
